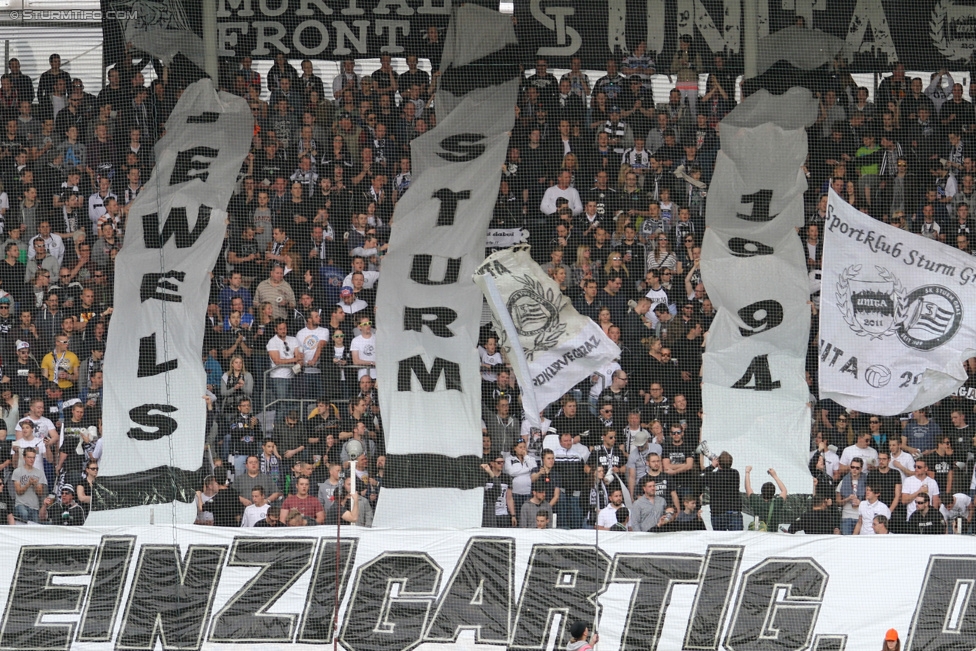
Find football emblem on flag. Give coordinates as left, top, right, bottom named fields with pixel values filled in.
left=864, top=365, right=892, bottom=388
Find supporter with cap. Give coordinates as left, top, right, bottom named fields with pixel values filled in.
left=43, top=484, right=85, bottom=525
left=337, top=285, right=368, bottom=319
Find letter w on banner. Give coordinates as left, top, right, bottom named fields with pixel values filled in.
left=89, top=80, right=252, bottom=525
left=820, top=190, right=976, bottom=415
left=473, top=247, right=621, bottom=429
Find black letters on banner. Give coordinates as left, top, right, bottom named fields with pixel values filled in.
left=732, top=355, right=781, bottom=391
left=610, top=553, right=703, bottom=651
left=425, top=537, right=515, bottom=645
left=909, top=557, right=976, bottom=651
left=77, top=536, right=136, bottom=642
left=725, top=559, right=826, bottom=651
left=140, top=271, right=186, bottom=303
left=737, top=300, right=784, bottom=337
left=510, top=545, right=611, bottom=651
left=685, top=546, right=744, bottom=650
left=736, top=190, right=777, bottom=223
left=403, top=306, right=458, bottom=338
left=0, top=545, right=96, bottom=650
left=409, top=255, right=462, bottom=286
left=339, top=552, right=441, bottom=651
left=728, top=237, right=775, bottom=258
left=432, top=189, right=472, bottom=226
left=169, top=147, right=219, bottom=186
left=209, top=538, right=316, bottom=643
left=116, top=544, right=226, bottom=651
left=436, top=134, right=486, bottom=162
left=127, top=403, right=179, bottom=440
left=137, top=333, right=179, bottom=377
left=397, top=355, right=462, bottom=392
left=144, top=205, right=212, bottom=249
left=297, top=539, right=359, bottom=644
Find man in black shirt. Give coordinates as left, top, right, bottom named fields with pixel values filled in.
left=662, top=426, right=696, bottom=504
left=699, top=451, right=742, bottom=530
left=871, top=451, right=902, bottom=514
left=787, top=495, right=840, bottom=534
left=907, top=492, right=946, bottom=534
left=551, top=396, right=599, bottom=447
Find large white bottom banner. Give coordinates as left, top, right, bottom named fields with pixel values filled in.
left=0, top=525, right=970, bottom=651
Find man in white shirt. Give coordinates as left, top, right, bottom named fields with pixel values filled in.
left=853, top=481, right=891, bottom=535
left=596, top=487, right=626, bottom=530
left=241, top=486, right=270, bottom=527
left=887, top=437, right=915, bottom=481
left=266, top=318, right=302, bottom=407
left=902, top=458, right=941, bottom=518
left=28, top=220, right=65, bottom=265
left=839, top=432, right=879, bottom=474
left=350, top=317, right=376, bottom=380
left=540, top=170, right=583, bottom=215
left=343, top=257, right=380, bottom=289
left=296, top=309, right=328, bottom=400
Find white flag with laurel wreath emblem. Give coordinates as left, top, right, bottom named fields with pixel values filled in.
left=820, top=190, right=976, bottom=415
left=473, top=247, right=621, bottom=429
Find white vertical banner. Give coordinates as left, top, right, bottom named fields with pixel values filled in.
left=700, top=88, right=817, bottom=494
left=373, top=5, right=520, bottom=529
left=819, top=191, right=976, bottom=414
left=89, top=80, right=252, bottom=525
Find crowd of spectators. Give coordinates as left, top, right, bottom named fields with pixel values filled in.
left=0, top=36, right=973, bottom=530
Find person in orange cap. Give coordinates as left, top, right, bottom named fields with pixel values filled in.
left=882, top=628, right=900, bottom=651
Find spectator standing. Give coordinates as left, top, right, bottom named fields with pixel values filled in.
left=11, top=448, right=45, bottom=522
left=907, top=491, right=946, bottom=534
left=744, top=466, right=787, bottom=532
left=700, top=450, right=742, bottom=530
left=835, top=457, right=866, bottom=534
left=853, top=482, right=891, bottom=534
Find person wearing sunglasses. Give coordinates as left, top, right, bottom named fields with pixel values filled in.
left=906, top=490, right=945, bottom=534
left=266, top=318, right=303, bottom=406
left=350, top=318, right=376, bottom=380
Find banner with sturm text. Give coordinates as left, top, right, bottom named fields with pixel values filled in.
left=372, top=5, right=520, bottom=529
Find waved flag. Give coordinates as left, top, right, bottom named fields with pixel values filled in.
left=820, top=190, right=976, bottom=414
left=473, top=247, right=620, bottom=429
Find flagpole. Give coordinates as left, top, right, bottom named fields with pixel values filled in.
left=202, top=0, right=219, bottom=82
